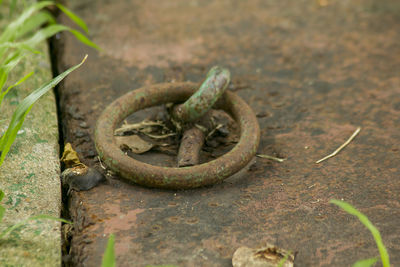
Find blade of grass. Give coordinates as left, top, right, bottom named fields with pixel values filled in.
left=0, top=1, right=53, bottom=59
left=0, top=189, right=5, bottom=223
left=56, top=3, right=89, bottom=33
left=0, top=107, right=31, bottom=162
left=16, top=10, right=56, bottom=38
left=0, top=42, right=41, bottom=54
left=352, top=257, right=378, bottom=267
left=0, top=214, right=71, bottom=239
left=23, top=24, right=99, bottom=50
left=9, top=0, right=17, bottom=17
left=0, top=205, right=4, bottom=224
left=0, top=52, right=23, bottom=86
left=0, top=53, right=23, bottom=98
left=277, top=251, right=291, bottom=267
left=0, top=55, right=87, bottom=166
left=0, top=71, right=33, bottom=108
left=101, top=234, right=116, bottom=267
left=0, top=1, right=54, bottom=43
left=68, top=28, right=100, bottom=50
left=330, top=200, right=390, bottom=267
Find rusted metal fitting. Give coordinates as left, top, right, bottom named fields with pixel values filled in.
left=171, top=66, right=230, bottom=123
left=95, top=82, right=260, bottom=189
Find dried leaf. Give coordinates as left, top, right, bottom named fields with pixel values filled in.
left=61, top=143, right=82, bottom=168
left=116, top=135, right=154, bottom=154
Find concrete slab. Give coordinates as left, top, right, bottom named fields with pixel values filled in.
left=0, top=6, right=62, bottom=267
left=54, top=0, right=400, bottom=266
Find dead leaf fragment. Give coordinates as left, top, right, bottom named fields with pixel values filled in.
left=61, top=143, right=82, bottom=168
left=232, top=244, right=294, bottom=267
left=116, top=135, right=154, bottom=154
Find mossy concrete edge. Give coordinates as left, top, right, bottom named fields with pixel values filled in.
left=0, top=38, right=62, bottom=267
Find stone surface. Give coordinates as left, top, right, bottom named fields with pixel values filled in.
left=54, top=0, right=400, bottom=266
left=232, top=245, right=294, bottom=267
left=0, top=4, right=62, bottom=266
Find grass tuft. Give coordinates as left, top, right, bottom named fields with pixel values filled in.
left=102, top=234, right=116, bottom=267
left=0, top=55, right=87, bottom=166
left=330, top=199, right=390, bottom=267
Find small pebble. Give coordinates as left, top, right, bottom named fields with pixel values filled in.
left=68, top=106, right=84, bottom=120
left=61, top=165, right=105, bottom=195
left=79, top=122, right=89, bottom=129
left=74, top=129, right=86, bottom=138
left=86, top=150, right=96, bottom=158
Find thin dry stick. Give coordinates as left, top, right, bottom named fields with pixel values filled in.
left=257, top=154, right=286, bottom=162
left=315, top=127, right=361, bottom=164
left=142, top=132, right=176, bottom=139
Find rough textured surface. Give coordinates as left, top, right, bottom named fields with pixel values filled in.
left=54, top=0, right=400, bottom=266
left=0, top=8, right=62, bottom=267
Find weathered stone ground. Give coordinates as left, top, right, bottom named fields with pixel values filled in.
left=54, top=0, right=400, bottom=266
left=0, top=4, right=62, bottom=266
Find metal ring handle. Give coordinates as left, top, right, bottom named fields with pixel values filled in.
left=95, top=82, right=260, bottom=189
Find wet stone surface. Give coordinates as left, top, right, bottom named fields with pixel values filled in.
left=54, top=0, right=400, bottom=266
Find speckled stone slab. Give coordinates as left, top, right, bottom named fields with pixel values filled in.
left=55, top=0, right=400, bottom=266
left=0, top=7, right=62, bottom=266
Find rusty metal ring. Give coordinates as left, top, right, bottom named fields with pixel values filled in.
left=95, top=82, right=260, bottom=189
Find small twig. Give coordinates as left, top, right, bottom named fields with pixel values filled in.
left=315, top=127, right=361, bottom=164
left=257, top=154, right=286, bottom=162
left=142, top=132, right=176, bottom=139
left=206, top=123, right=224, bottom=139
left=97, top=156, right=106, bottom=170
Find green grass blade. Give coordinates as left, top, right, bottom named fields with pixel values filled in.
left=1, top=52, right=23, bottom=77
left=68, top=28, right=100, bottom=50
left=277, top=252, right=291, bottom=267
left=0, top=53, right=23, bottom=99
left=0, top=71, right=33, bottom=108
left=101, top=234, right=116, bottom=267
left=16, top=10, right=56, bottom=38
left=330, top=200, right=390, bottom=267
left=22, top=24, right=68, bottom=47
left=0, top=106, right=31, bottom=165
left=9, top=0, right=17, bottom=17
left=0, top=206, right=4, bottom=223
left=0, top=189, right=4, bottom=223
left=352, top=257, right=378, bottom=267
left=0, top=214, right=71, bottom=239
left=0, top=55, right=87, bottom=166
left=56, top=3, right=89, bottom=33
left=23, top=24, right=99, bottom=50
left=0, top=42, right=41, bottom=54
left=0, top=1, right=54, bottom=43
left=29, top=214, right=72, bottom=224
